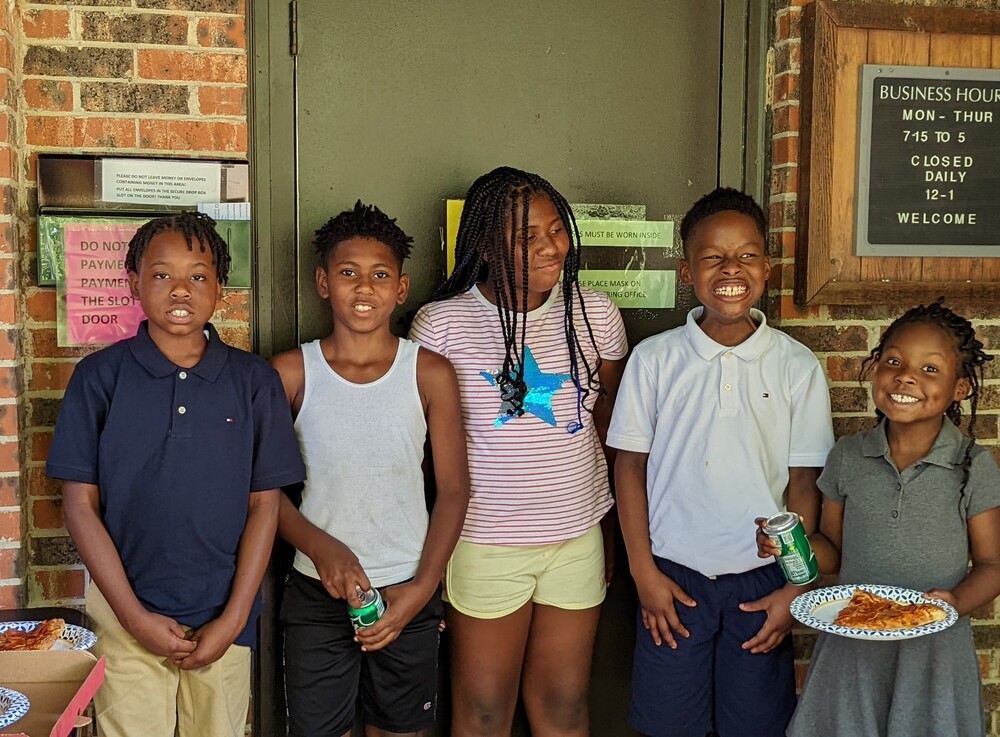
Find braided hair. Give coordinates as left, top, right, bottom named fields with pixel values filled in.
left=861, top=299, right=992, bottom=493
left=433, top=167, right=602, bottom=426
left=314, top=200, right=413, bottom=268
left=125, top=211, right=231, bottom=285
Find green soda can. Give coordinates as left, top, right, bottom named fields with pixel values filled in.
left=764, top=512, right=819, bottom=585
left=347, top=587, right=386, bottom=630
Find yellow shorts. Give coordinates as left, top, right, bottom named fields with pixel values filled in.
left=444, top=524, right=606, bottom=619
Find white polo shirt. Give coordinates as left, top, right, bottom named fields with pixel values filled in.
left=607, top=307, right=834, bottom=577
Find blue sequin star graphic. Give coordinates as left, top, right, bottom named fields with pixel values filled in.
left=481, top=346, right=571, bottom=428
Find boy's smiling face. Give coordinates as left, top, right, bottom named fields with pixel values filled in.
left=679, top=210, right=770, bottom=341
left=128, top=229, right=222, bottom=343
left=317, top=236, right=409, bottom=333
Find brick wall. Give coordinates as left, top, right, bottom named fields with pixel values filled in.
left=767, top=0, right=1000, bottom=731
left=0, top=2, right=25, bottom=611
left=12, top=0, right=251, bottom=611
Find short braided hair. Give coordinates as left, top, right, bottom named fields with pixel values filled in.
left=125, top=211, right=231, bottom=284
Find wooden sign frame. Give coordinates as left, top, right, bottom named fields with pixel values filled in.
left=796, top=0, right=1000, bottom=305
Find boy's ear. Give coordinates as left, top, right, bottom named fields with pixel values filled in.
left=127, top=270, right=140, bottom=300
left=396, top=273, right=410, bottom=305
left=678, top=259, right=693, bottom=286
left=315, top=266, right=329, bottom=299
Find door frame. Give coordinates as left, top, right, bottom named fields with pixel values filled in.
left=248, top=1, right=769, bottom=733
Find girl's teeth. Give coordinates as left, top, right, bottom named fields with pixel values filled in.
left=890, top=394, right=919, bottom=404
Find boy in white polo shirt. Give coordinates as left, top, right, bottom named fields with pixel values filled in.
left=608, top=188, right=834, bottom=737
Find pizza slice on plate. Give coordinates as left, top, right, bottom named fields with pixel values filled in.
left=0, top=618, right=66, bottom=651
left=833, top=589, right=946, bottom=631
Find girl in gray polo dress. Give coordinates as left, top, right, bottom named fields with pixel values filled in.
left=786, top=302, right=1000, bottom=737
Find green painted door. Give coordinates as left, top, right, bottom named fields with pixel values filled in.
left=258, top=1, right=761, bottom=734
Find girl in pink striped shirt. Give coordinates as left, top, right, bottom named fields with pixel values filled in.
left=410, top=167, right=627, bottom=737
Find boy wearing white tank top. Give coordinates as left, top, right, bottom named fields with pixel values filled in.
left=271, top=201, right=469, bottom=737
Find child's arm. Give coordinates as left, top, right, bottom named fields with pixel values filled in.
left=595, top=358, right=626, bottom=583
left=62, top=480, right=196, bottom=663
left=356, top=349, right=469, bottom=652
left=277, top=486, right=371, bottom=603
left=740, top=466, right=823, bottom=654
left=616, top=449, right=696, bottom=649
left=928, top=507, right=1000, bottom=616
left=180, top=488, right=280, bottom=670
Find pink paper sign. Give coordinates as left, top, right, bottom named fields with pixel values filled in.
left=63, top=223, right=146, bottom=345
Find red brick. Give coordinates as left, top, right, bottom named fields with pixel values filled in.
left=772, top=72, right=800, bottom=105
left=26, top=116, right=137, bottom=148
left=138, top=119, right=246, bottom=153
left=0, top=369, right=16, bottom=400
left=214, top=289, right=249, bottom=321
left=28, top=468, right=60, bottom=499
left=30, top=431, right=53, bottom=463
left=0, top=147, right=12, bottom=181
left=0, top=258, right=14, bottom=291
left=0, top=548, right=19, bottom=579
left=29, top=361, right=76, bottom=392
left=23, top=9, right=71, bottom=39
left=0, top=403, right=17, bottom=439
left=0, top=328, right=15, bottom=360
left=33, top=568, right=85, bottom=600
left=0, top=440, right=18, bottom=472
left=31, top=329, right=99, bottom=360
left=779, top=293, right=820, bottom=320
left=0, top=585, right=23, bottom=609
left=25, top=289, right=56, bottom=323
left=197, top=17, right=246, bottom=49
left=138, top=49, right=247, bottom=83
left=772, top=103, right=800, bottom=135
left=0, top=293, right=14, bottom=324
left=31, top=498, right=63, bottom=530
left=24, top=79, right=73, bottom=112
left=772, top=134, right=799, bottom=166
left=0, top=509, right=21, bottom=541
left=198, top=86, right=246, bottom=116
left=0, top=477, right=19, bottom=507
left=826, top=355, right=869, bottom=383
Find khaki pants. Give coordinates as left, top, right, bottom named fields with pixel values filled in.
left=86, top=584, right=251, bottom=737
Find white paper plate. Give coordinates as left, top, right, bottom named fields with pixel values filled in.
left=0, top=620, right=97, bottom=651
left=0, top=686, right=29, bottom=728
left=790, top=584, right=958, bottom=641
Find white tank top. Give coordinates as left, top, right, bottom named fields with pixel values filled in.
left=292, top=337, right=428, bottom=588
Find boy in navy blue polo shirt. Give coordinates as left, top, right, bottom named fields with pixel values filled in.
left=47, top=212, right=306, bottom=737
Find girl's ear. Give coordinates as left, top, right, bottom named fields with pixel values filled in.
left=953, top=376, right=973, bottom=404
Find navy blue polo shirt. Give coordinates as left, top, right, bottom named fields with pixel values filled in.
left=47, top=322, right=306, bottom=647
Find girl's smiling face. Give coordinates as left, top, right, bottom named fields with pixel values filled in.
left=872, top=321, right=970, bottom=429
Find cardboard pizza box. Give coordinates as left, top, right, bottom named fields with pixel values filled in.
left=0, top=650, right=105, bottom=737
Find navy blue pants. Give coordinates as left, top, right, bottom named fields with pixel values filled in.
left=629, top=558, right=795, bottom=737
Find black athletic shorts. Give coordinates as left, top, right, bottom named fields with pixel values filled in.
left=281, top=569, right=443, bottom=737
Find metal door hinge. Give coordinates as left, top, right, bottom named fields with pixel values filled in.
left=289, top=0, right=299, bottom=57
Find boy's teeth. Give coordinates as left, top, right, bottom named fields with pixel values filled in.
left=354, top=305, right=373, bottom=312
left=714, top=285, right=747, bottom=297
left=890, top=394, right=919, bottom=403
left=170, top=309, right=190, bottom=317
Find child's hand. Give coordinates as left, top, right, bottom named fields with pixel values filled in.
left=739, top=582, right=797, bottom=653
left=127, top=610, right=197, bottom=663
left=353, top=581, right=430, bottom=652
left=178, top=613, right=243, bottom=670
left=925, top=588, right=958, bottom=608
left=754, top=517, right=781, bottom=559
left=311, top=534, right=371, bottom=607
left=634, top=569, right=697, bottom=649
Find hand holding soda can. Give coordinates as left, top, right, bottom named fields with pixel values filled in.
left=760, top=512, right=819, bottom=585
left=347, top=586, right=386, bottom=630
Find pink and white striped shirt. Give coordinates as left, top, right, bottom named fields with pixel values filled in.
left=409, top=283, right=628, bottom=545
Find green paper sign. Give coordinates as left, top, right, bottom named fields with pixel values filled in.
left=578, top=269, right=676, bottom=309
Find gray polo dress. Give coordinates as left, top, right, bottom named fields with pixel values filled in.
left=788, top=420, right=1000, bottom=737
